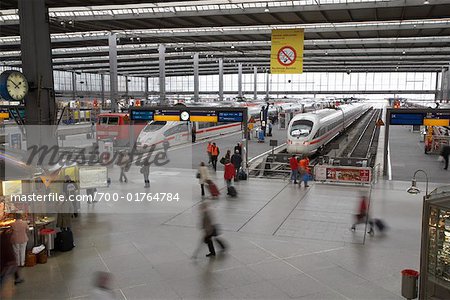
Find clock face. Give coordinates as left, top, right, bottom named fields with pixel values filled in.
left=6, top=72, right=28, bottom=101
left=180, top=111, right=190, bottom=121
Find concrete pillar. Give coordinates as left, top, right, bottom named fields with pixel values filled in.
left=144, top=77, right=149, bottom=101
left=219, top=58, right=224, bottom=101
left=447, top=64, right=450, bottom=101
left=435, top=71, right=440, bottom=101
left=193, top=52, right=199, bottom=102
left=158, top=44, right=166, bottom=104
left=108, top=33, right=118, bottom=112
left=71, top=72, right=77, bottom=101
left=238, top=63, right=243, bottom=98
left=265, top=71, right=270, bottom=100
left=101, top=73, right=105, bottom=108
left=18, top=0, right=57, bottom=154
left=253, top=66, right=258, bottom=101
left=125, top=76, right=129, bottom=98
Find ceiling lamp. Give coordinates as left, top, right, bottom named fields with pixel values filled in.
left=231, top=44, right=235, bottom=49
left=264, top=3, right=270, bottom=13
left=424, top=0, right=430, bottom=4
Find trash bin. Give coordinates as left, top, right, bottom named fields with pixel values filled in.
left=401, top=269, right=419, bottom=299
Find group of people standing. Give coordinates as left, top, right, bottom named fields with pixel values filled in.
left=289, top=154, right=311, bottom=187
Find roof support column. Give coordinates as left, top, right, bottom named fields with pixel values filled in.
left=193, top=52, right=199, bottom=102
left=219, top=58, right=224, bottom=101
left=108, top=33, right=118, bottom=112
left=72, top=71, right=77, bottom=101
left=435, top=71, right=440, bottom=101
left=125, top=76, right=129, bottom=98
left=253, top=67, right=258, bottom=101
left=441, top=67, right=447, bottom=101
left=101, top=73, right=105, bottom=109
left=144, top=77, right=149, bottom=101
left=238, top=63, right=243, bottom=98
left=18, top=0, right=57, bottom=152
left=447, top=64, right=450, bottom=102
left=159, top=44, right=166, bottom=104
left=265, top=71, right=270, bottom=100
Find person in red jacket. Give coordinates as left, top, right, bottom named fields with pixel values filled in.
left=289, top=155, right=299, bottom=184
left=224, top=159, right=236, bottom=188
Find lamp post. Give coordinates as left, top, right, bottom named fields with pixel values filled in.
left=406, top=169, right=429, bottom=300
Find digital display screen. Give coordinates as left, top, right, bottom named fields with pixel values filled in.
left=130, top=110, right=154, bottom=121
left=390, top=113, right=424, bottom=125
left=218, top=112, right=244, bottom=122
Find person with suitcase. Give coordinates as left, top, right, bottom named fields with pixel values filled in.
left=231, top=150, right=242, bottom=181
left=224, top=159, right=237, bottom=197
left=351, top=195, right=374, bottom=234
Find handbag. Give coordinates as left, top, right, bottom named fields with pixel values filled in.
left=196, top=172, right=200, bottom=179
left=220, top=157, right=226, bottom=165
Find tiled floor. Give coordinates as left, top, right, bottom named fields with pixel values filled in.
left=12, top=163, right=431, bottom=299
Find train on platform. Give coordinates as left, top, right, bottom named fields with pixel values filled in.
left=286, top=103, right=371, bottom=154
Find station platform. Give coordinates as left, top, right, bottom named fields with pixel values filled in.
left=14, top=164, right=436, bottom=300
left=389, top=125, right=449, bottom=183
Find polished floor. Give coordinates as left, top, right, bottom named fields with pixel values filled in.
left=13, top=164, right=433, bottom=299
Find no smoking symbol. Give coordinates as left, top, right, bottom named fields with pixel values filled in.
left=277, top=46, right=297, bottom=66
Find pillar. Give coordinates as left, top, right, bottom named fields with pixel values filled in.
left=125, top=76, right=129, bottom=98
left=253, top=66, right=258, bottom=101
left=265, top=71, right=270, bottom=100
left=219, top=58, right=224, bottom=101
left=101, top=73, right=105, bottom=108
left=109, top=33, right=118, bottom=112
left=159, top=44, right=166, bottom=104
left=447, top=64, right=450, bottom=101
left=144, top=77, right=149, bottom=101
left=238, top=63, right=243, bottom=98
left=18, top=0, right=57, bottom=153
left=435, top=71, right=440, bottom=101
left=193, top=52, right=199, bottom=102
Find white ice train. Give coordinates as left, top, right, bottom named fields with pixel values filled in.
left=136, top=102, right=305, bottom=150
left=286, top=103, right=371, bottom=154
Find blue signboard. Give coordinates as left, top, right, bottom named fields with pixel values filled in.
left=130, top=110, right=154, bottom=121
left=390, top=113, right=424, bottom=125
left=218, top=112, right=243, bottom=122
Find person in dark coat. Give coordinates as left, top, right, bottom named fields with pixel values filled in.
left=230, top=150, right=242, bottom=179
left=141, top=162, right=150, bottom=188
left=441, top=145, right=450, bottom=170
left=200, top=202, right=226, bottom=257
left=234, top=143, right=242, bottom=156
left=63, top=175, right=79, bottom=217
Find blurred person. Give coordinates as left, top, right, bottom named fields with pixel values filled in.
left=140, top=160, right=150, bottom=188
left=224, top=159, right=235, bottom=189
left=1, top=230, right=20, bottom=298
left=91, top=271, right=115, bottom=300
left=289, top=155, right=299, bottom=184
left=198, top=162, right=210, bottom=197
left=234, top=143, right=242, bottom=156
left=224, top=149, right=231, bottom=162
left=441, top=145, right=450, bottom=170
left=191, top=125, right=197, bottom=143
left=268, top=120, right=273, bottom=136
left=298, top=156, right=310, bottom=188
left=200, top=202, right=226, bottom=257
left=63, top=175, right=79, bottom=217
left=231, top=150, right=242, bottom=179
left=206, top=142, right=213, bottom=165
left=210, top=143, right=220, bottom=171
left=57, top=198, right=74, bottom=231
left=10, top=214, right=28, bottom=268
left=118, top=151, right=130, bottom=183
left=351, top=194, right=374, bottom=235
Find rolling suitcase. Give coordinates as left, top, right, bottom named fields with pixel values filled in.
left=258, top=130, right=265, bottom=143
left=227, top=186, right=237, bottom=197
left=238, top=169, right=247, bottom=181
left=374, top=219, right=386, bottom=232
left=207, top=181, right=220, bottom=197
left=55, top=230, right=74, bottom=252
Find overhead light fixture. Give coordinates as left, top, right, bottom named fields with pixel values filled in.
left=325, top=51, right=328, bottom=55
left=407, top=178, right=420, bottom=194
left=402, top=51, right=406, bottom=55
left=264, top=3, right=270, bottom=12
left=231, top=44, right=235, bottom=49
left=424, top=0, right=430, bottom=4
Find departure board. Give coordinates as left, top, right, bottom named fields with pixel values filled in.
left=130, top=110, right=154, bottom=121
left=390, top=113, right=424, bottom=125
left=218, top=112, right=244, bottom=122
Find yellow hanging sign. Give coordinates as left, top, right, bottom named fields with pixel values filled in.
left=270, top=29, right=304, bottom=74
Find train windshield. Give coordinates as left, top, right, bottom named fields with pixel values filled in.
left=143, top=121, right=167, bottom=132
left=290, top=120, right=313, bottom=137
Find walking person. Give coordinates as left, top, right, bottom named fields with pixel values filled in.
left=140, top=161, right=150, bottom=188
left=118, top=151, right=130, bottom=183
left=268, top=120, right=273, bottom=136
left=63, top=175, right=79, bottom=217
left=200, top=202, right=226, bottom=257
left=10, top=214, right=29, bottom=269
left=441, top=145, right=450, bottom=170
left=289, top=155, right=299, bottom=184
left=191, top=124, right=197, bottom=143
left=210, top=143, right=220, bottom=171
left=1, top=230, right=21, bottom=298
left=351, top=194, right=374, bottom=234
left=234, top=143, right=242, bottom=156
left=224, top=150, right=231, bottom=162
left=231, top=150, right=242, bottom=180
left=224, top=160, right=235, bottom=189
left=198, top=162, right=210, bottom=197
left=207, top=142, right=213, bottom=165
left=298, top=156, right=310, bottom=188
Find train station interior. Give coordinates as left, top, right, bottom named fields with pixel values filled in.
left=0, top=1, right=450, bottom=299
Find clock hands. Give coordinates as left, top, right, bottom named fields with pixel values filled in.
left=8, top=79, right=21, bottom=89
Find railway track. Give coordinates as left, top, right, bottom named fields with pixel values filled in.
left=347, top=109, right=382, bottom=161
